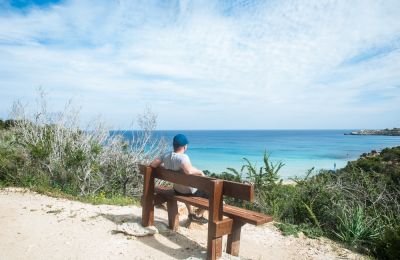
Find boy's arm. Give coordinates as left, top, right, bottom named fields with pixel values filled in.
left=150, top=158, right=162, bottom=168
left=181, top=162, right=205, bottom=176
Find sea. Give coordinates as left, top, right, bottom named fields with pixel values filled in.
left=117, top=130, right=400, bottom=179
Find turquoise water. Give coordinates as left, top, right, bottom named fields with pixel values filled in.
left=120, top=130, right=400, bottom=179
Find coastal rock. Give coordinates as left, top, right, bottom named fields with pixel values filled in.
left=115, top=222, right=159, bottom=237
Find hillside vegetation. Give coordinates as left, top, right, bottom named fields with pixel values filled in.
left=0, top=94, right=165, bottom=204
left=207, top=147, right=400, bottom=259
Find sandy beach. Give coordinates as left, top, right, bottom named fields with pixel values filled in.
left=0, top=188, right=365, bottom=260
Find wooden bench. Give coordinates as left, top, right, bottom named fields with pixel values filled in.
left=139, top=165, right=273, bottom=260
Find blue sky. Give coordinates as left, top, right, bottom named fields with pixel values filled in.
left=0, top=0, right=399, bottom=130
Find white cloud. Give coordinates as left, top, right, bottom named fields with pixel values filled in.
left=0, top=0, right=399, bottom=129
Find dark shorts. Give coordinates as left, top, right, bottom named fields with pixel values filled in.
left=174, top=188, right=209, bottom=199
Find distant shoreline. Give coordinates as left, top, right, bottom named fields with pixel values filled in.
left=345, top=128, right=400, bottom=136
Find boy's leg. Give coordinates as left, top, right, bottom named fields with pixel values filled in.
left=185, top=203, right=193, bottom=215
left=195, top=208, right=206, bottom=216
left=173, top=189, right=194, bottom=216
left=194, top=190, right=209, bottom=217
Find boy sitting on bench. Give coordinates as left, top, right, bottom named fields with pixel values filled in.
left=150, top=134, right=208, bottom=224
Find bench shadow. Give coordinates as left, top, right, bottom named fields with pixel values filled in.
left=99, top=213, right=207, bottom=259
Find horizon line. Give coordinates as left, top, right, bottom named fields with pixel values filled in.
left=110, top=128, right=364, bottom=131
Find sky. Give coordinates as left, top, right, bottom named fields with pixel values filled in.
left=0, top=0, right=399, bottom=130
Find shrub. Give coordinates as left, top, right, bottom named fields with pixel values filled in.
left=0, top=119, right=18, bottom=130
left=375, top=225, right=400, bottom=259
left=0, top=90, right=166, bottom=197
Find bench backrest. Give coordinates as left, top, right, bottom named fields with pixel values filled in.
left=139, top=165, right=254, bottom=202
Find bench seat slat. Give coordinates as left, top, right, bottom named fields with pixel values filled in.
left=155, top=186, right=273, bottom=226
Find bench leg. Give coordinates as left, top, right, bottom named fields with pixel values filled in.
left=207, top=225, right=223, bottom=260
left=226, top=220, right=244, bottom=256
left=167, top=199, right=179, bottom=231
left=207, top=180, right=224, bottom=260
left=141, top=167, right=154, bottom=227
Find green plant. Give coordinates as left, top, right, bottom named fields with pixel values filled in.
left=275, top=222, right=301, bottom=237
left=275, top=222, right=323, bottom=238
left=333, top=205, right=381, bottom=247
left=220, top=168, right=243, bottom=182
left=240, top=152, right=284, bottom=188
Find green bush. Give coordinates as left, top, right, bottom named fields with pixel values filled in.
left=333, top=205, right=381, bottom=247
left=0, top=119, right=18, bottom=130
left=0, top=131, right=26, bottom=184
left=375, top=225, right=400, bottom=259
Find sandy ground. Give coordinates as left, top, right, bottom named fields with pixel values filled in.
left=0, top=188, right=365, bottom=260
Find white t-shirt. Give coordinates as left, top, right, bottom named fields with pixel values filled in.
left=160, top=151, right=197, bottom=194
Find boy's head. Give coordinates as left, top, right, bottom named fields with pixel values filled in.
left=173, top=134, right=189, bottom=151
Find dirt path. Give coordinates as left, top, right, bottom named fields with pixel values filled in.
left=0, top=188, right=364, bottom=260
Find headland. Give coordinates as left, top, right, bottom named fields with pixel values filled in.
left=345, top=128, right=400, bottom=136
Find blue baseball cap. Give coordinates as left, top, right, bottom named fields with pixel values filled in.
left=173, top=134, right=189, bottom=147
